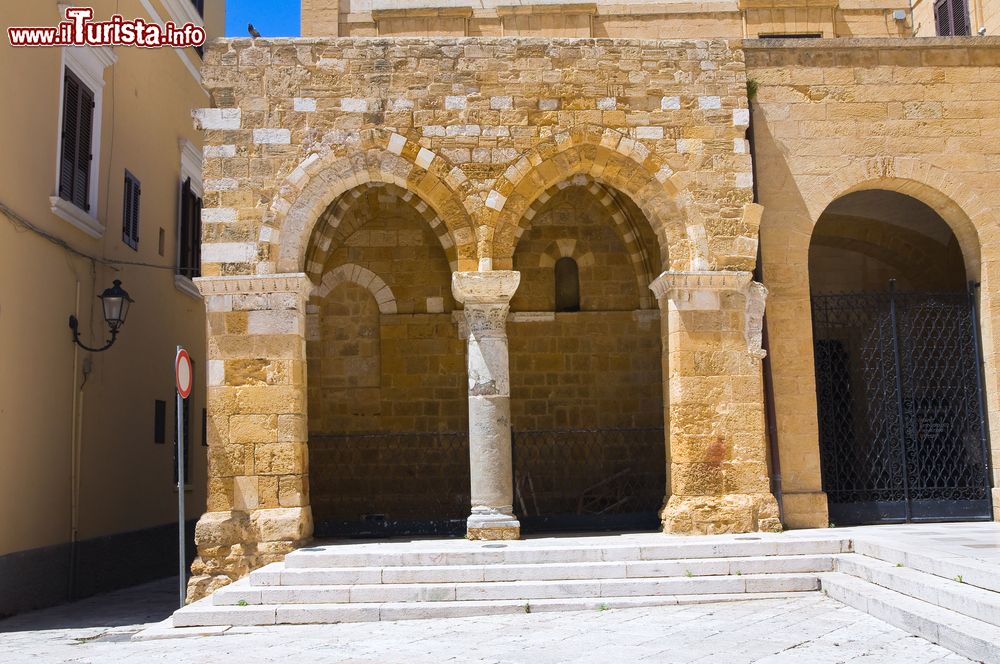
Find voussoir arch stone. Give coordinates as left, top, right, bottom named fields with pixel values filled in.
left=267, top=129, right=479, bottom=275
left=483, top=125, right=709, bottom=272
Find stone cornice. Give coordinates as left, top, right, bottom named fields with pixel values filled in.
left=452, top=271, right=521, bottom=305
left=496, top=3, right=597, bottom=16
left=649, top=270, right=752, bottom=301
left=372, top=7, right=473, bottom=19
left=194, top=273, right=312, bottom=296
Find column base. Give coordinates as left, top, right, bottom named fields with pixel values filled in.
left=661, top=493, right=781, bottom=535
left=186, top=507, right=313, bottom=603
left=467, top=507, right=521, bottom=540
left=780, top=491, right=830, bottom=529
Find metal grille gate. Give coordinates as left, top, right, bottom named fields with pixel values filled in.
left=512, top=428, right=666, bottom=533
left=811, top=282, right=993, bottom=525
left=310, top=428, right=667, bottom=538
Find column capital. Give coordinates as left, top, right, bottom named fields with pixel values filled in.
left=649, top=270, right=753, bottom=307
left=452, top=270, right=521, bottom=305
left=194, top=273, right=313, bottom=297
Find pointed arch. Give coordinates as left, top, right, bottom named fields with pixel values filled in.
left=264, top=129, right=478, bottom=275
left=303, top=183, right=457, bottom=281
left=483, top=125, right=710, bottom=272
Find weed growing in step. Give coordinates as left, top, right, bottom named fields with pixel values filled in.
left=524, top=602, right=531, bottom=614
left=895, top=563, right=903, bottom=568
left=685, top=570, right=694, bottom=578
left=955, top=575, right=964, bottom=583
left=237, top=600, right=249, bottom=606
left=598, top=603, right=610, bottom=612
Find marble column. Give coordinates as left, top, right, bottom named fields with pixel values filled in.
left=651, top=270, right=781, bottom=534
left=452, top=271, right=521, bottom=540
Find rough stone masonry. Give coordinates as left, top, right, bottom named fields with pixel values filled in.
left=187, top=36, right=776, bottom=600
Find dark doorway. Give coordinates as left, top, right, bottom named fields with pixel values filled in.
left=809, top=190, right=992, bottom=525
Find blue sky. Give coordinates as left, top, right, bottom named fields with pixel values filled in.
left=225, top=0, right=300, bottom=37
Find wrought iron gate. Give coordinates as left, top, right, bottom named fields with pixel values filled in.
left=310, top=432, right=470, bottom=538
left=811, top=282, right=993, bottom=525
left=512, top=428, right=666, bottom=533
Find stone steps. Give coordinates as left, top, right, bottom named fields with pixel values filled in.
left=853, top=536, right=1000, bottom=595
left=281, top=537, right=849, bottom=568
left=821, top=572, right=1000, bottom=664
left=250, top=553, right=836, bottom=586
left=173, top=591, right=808, bottom=627
left=212, top=572, right=820, bottom=606
left=170, top=536, right=843, bottom=627
left=835, top=553, right=1000, bottom=628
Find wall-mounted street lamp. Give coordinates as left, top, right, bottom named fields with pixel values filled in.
left=69, top=279, right=134, bottom=352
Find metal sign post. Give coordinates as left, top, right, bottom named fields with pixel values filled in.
left=175, top=347, right=193, bottom=608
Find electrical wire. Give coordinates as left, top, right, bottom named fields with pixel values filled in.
left=0, top=199, right=180, bottom=271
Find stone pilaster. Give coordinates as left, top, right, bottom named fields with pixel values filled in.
left=651, top=270, right=781, bottom=534
left=452, top=271, right=521, bottom=540
left=186, top=273, right=314, bottom=602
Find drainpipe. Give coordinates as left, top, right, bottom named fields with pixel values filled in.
left=746, top=93, right=785, bottom=524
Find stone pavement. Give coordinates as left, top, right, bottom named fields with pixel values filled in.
left=0, top=586, right=969, bottom=663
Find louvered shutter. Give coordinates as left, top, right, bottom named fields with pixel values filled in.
left=952, top=0, right=971, bottom=35
left=179, top=178, right=192, bottom=276
left=59, top=71, right=80, bottom=202
left=131, top=178, right=141, bottom=245
left=75, top=84, right=94, bottom=211
left=192, top=194, right=202, bottom=277
left=122, top=172, right=140, bottom=249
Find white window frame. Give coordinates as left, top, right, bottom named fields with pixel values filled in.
left=161, top=0, right=204, bottom=27
left=175, top=138, right=204, bottom=299
left=138, top=0, right=206, bottom=86
left=50, top=45, right=116, bottom=238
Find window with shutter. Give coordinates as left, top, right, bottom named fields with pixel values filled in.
left=178, top=177, right=203, bottom=278
left=59, top=68, right=95, bottom=211
left=122, top=171, right=140, bottom=250
left=935, top=0, right=971, bottom=35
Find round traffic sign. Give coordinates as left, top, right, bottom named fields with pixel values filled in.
left=175, top=348, right=193, bottom=399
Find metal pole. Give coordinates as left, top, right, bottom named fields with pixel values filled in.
left=177, top=346, right=186, bottom=608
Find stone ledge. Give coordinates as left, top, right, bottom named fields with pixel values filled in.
left=650, top=270, right=753, bottom=301
left=195, top=273, right=312, bottom=296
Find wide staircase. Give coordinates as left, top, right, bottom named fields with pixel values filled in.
left=169, top=531, right=1000, bottom=662
left=173, top=535, right=843, bottom=626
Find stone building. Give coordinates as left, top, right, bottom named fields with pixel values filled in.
left=186, top=1, right=1000, bottom=599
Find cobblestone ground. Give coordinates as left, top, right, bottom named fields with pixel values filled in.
left=0, top=580, right=968, bottom=664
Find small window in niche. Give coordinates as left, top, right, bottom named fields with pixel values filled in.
left=554, top=256, right=580, bottom=312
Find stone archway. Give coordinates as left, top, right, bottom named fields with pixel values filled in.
left=762, top=161, right=1000, bottom=528
left=505, top=178, right=667, bottom=533
left=265, top=130, right=481, bottom=275
left=304, top=183, right=469, bottom=538
left=808, top=189, right=992, bottom=525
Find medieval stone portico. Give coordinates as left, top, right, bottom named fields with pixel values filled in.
left=186, top=34, right=1000, bottom=600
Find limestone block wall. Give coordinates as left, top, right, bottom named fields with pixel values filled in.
left=748, top=37, right=1000, bottom=527
left=196, top=36, right=757, bottom=277
left=189, top=34, right=772, bottom=597
left=510, top=184, right=654, bottom=312
left=508, top=312, right=664, bottom=431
